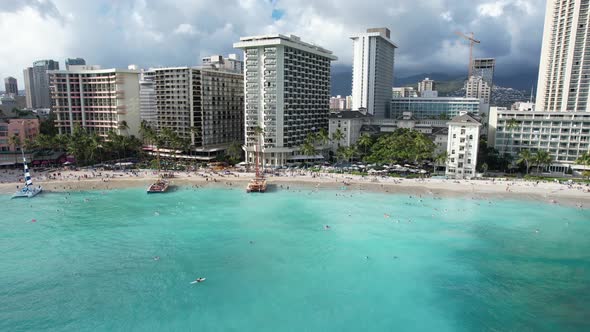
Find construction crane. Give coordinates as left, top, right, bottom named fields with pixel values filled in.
left=455, top=31, right=480, bottom=77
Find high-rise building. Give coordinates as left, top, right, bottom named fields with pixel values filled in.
left=392, top=87, right=418, bottom=98
left=472, top=58, right=495, bottom=89
left=351, top=28, right=397, bottom=118
left=234, top=34, right=336, bottom=166
left=445, top=112, right=481, bottom=179
left=330, top=95, right=348, bottom=110
left=4, top=77, right=18, bottom=96
left=32, top=60, right=59, bottom=109
left=202, top=54, right=244, bottom=74
left=536, top=0, right=590, bottom=112
left=49, top=67, right=141, bottom=137
left=465, top=76, right=491, bottom=104
left=417, top=77, right=437, bottom=98
left=139, top=70, right=157, bottom=126
left=23, top=68, right=34, bottom=108
left=153, top=67, right=244, bottom=159
left=65, top=58, right=86, bottom=70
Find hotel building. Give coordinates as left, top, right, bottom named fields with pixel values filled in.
left=351, top=28, right=397, bottom=118
left=488, top=107, right=590, bottom=172
left=139, top=70, right=157, bottom=126
left=445, top=112, right=481, bottom=179
left=390, top=97, right=481, bottom=119
left=153, top=67, right=243, bottom=159
left=49, top=66, right=142, bottom=137
left=234, top=34, right=337, bottom=166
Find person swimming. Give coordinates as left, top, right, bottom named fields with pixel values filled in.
left=195, top=277, right=205, bottom=283
left=153, top=256, right=160, bottom=261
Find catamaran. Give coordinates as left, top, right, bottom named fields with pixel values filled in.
left=147, top=147, right=170, bottom=193
left=247, top=136, right=267, bottom=193
left=12, top=150, right=42, bottom=198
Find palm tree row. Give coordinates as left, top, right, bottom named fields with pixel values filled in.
left=575, top=152, right=590, bottom=179
left=517, top=149, right=552, bottom=174
left=24, top=126, right=143, bottom=166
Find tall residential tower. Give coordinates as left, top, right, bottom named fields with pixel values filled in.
left=234, top=34, right=337, bottom=166
left=4, top=77, right=18, bottom=96
left=536, top=0, right=590, bottom=112
left=351, top=28, right=397, bottom=118
left=32, top=59, right=59, bottom=108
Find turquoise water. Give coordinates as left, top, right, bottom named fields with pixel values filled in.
left=1, top=186, right=590, bottom=332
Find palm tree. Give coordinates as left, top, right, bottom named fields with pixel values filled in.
left=118, top=120, right=129, bottom=136
left=8, top=134, right=21, bottom=164
left=434, top=152, right=448, bottom=174
left=226, top=141, right=243, bottom=163
left=316, top=128, right=330, bottom=146
left=331, top=128, right=345, bottom=146
left=533, top=150, right=552, bottom=173
left=575, top=152, right=590, bottom=179
left=481, top=162, right=489, bottom=175
left=343, top=146, right=358, bottom=163
left=299, top=140, right=317, bottom=158
left=357, top=133, right=373, bottom=157
left=505, top=118, right=520, bottom=155
left=139, top=120, right=155, bottom=145
left=517, top=149, right=533, bottom=174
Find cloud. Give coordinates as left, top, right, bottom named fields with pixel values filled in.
left=1, top=0, right=545, bottom=90
left=174, top=23, right=199, bottom=36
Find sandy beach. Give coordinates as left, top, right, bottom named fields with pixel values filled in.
left=1, top=168, right=589, bottom=207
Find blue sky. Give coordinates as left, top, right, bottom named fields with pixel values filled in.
left=1, top=0, right=545, bottom=87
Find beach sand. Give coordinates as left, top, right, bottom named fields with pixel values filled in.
left=1, top=168, right=589, bottom=207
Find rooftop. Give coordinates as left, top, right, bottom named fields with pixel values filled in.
left=234, top=34, right=337, bottom=60
left=329, top=110, right=368, bottom=119
left=448, top=113, right=482, bottom=126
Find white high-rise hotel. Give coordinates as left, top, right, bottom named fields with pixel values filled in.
left=234, top=34, right=336, bottom=166
left=537, top=0, right=590, bottom=112
left=488, top=0, right=590, bottom=173
left=351, top=28, right=397, bottom=118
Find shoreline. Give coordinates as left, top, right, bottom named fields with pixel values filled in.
left=1, top=169, right=589, bottom=207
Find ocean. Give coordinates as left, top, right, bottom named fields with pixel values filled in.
left=1, top=186, right=589, bottom=331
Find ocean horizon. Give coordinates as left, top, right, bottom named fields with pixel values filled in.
left=2, top=187, right=589, bottom=331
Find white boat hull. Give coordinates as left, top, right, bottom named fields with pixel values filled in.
left=12, top=187, right=42, bottom=199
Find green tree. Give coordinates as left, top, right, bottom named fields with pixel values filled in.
left=356, top=133, right=373, bottom=157
left=118, top=120, right=129, bottom=136
left=533, top=150, right=552, bottom=173
left=366, top=128, right=435, bottom=164
left=343, top=146, right=358, bottom=163
left=8, top=134, right=21, bottom=164
left=316, top=128, right=330, bottom=146
left=505, top=118, right=520, bottom=156
left=481, top=162, right=489, bottom=175
left=226, top=141, right=243, bottom=164
left=575, top=152, right=590, bottom=179
left=434, top=152, right=448, bottom=173
left=517, top=149, right=533, bottom=174
left=331, top=128, right=345, bottom=146
left=299, top=140, right=317, bottom=158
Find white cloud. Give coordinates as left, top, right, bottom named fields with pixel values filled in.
left=0, top=0, right=546, bottom=88
left=174, top=23, right=198, bottom=36
left=478, top=1, right=507, bottom=18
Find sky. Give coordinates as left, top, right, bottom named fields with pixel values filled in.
left=0, top=0, right=546, bottom=88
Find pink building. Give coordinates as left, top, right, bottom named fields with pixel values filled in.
left=0, top=118, right=40, bottom=152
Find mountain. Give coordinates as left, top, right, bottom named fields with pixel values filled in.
left=331, top=64, right=538, bottom=97
left=330, top=67, right=529, bottom=107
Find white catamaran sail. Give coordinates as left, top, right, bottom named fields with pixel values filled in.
left=12, top=150, right=42, bottom=198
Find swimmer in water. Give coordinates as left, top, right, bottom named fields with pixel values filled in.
left=153, top=256, right=160, bottom=261
left=195, top=277, right=205, bottom=283
left=324, top=225, right=331, bottom=230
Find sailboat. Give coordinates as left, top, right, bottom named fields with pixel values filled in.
left=12, top=150, right=42, bottom=198
left=246, top=135, right=267, bottom=193
left=147, top=145, right=170, bottom=193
